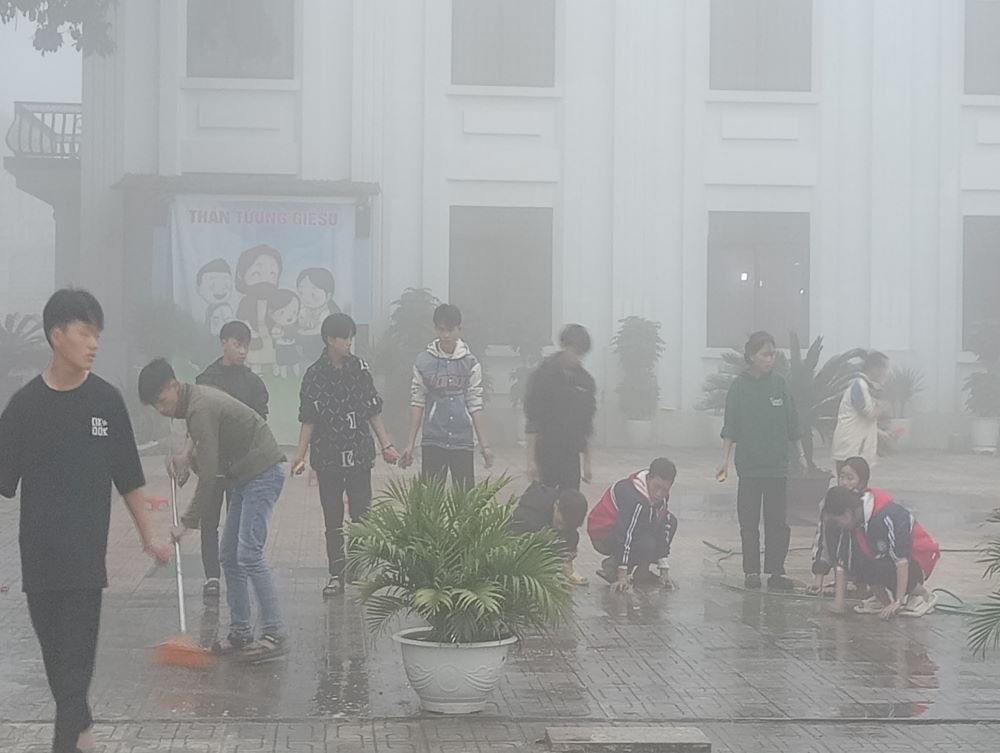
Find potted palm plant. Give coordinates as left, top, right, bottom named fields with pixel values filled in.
left=882, top=366, right=925, bottom=451
left=346, top=477, right=572, bottom=714
left=612, top=316, right=665, bottom=448
left=785, top=333, right=865, bottom=521
left=964, top=320, right=1000, bottom=455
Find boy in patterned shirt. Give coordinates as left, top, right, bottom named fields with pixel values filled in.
left=292, top=313, right=400, bottom=595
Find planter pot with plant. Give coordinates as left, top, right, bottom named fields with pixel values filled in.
left=346, top=477, right=571, bottom=714
left=0, top=313, right=49, bottom=409
left=964, top=320, right=1000, bottom=455
left=881, top=366, right=925, bottom=451
left=612, top=317, right=665, bottom=448
left=785, top=333, right=865, bottom=523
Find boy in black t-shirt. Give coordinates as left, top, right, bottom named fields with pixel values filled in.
left=0, top=289, right=170, bottom=753
left=523, top=324, right=597, bottom=491
left=291, top=313, right=400, bottom=596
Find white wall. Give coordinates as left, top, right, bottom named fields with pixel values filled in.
left=74, top=0, right=990, bottom=442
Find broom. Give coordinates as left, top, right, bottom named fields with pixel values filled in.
left=153, top=476, right=214, bottom=669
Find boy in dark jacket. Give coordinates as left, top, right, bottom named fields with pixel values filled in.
left=588, top=457, right=679, bottom=592
left=510, top=482, right=590, bottom=585
left=291, top=314, right=400, bottom=596
left=523, top=324, right=597, bottom=490
left=183, top=320, right=269, bottom=597
left=400, top=304, right=493, bottom=487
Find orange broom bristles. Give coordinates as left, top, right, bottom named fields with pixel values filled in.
left=154, top=634, right=214, bottom=669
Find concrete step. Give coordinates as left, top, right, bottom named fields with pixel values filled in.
left=545, top=725, right=712, bottom=752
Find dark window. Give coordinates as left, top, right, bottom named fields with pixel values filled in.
left=963, top=216, right=1000, bottom=349
left=451, top=0, right=556, bottom=87
left=709, top=0, right=812, bottom=92
left=449, top=206, right=553, bottom=349
left=187, top=0, right=295, bottom=79
left=965, top=1, right=1000, bottom=94
left=707, top=211, right=810, bottom=348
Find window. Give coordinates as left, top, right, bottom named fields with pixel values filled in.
left=187, top=0, right=295, bottom=79
left=707, top=211, right=810, bottom=348
left=449, top=206, right=553, bottom=349
left=709, top=0, right=812, bottom=92
left=963, top=217, right=1000, bottom=349
left=965, top=1, right=1000, bottom=94
left=451, top=0, right=556, bottom=87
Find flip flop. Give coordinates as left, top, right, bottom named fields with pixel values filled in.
left=854, top=596, right=887, bottom=614
left=901, top=591, right=938, bottom=617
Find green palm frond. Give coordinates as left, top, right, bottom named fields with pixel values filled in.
left=346, top=476, right=572, bottom=643
left=970, top=592, right=1000, bottom=657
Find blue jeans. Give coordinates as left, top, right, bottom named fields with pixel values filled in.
left=220, top=463, right=284, bottom=639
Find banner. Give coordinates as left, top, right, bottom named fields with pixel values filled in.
left=171, top=196, right=368, bottom=443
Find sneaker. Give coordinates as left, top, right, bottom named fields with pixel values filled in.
left=744, top=573, right=762, bottom=590
left=202, top=578, right=221, bottom=599
left=322, top=577, right=343, bottom=597
left=238, top=633, right=288, bottom=664
left=211, top=633, right=251, bottom=656
left=768, top=574, right=795, bottom=592
left=566, top=571, right=589, bottom=586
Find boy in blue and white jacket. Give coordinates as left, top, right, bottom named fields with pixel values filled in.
left=400, top=304, right=493, bottom=488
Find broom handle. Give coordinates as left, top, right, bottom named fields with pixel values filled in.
left=170, top=476, right=187, bottom=634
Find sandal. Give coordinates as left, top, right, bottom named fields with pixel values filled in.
left=567, top=571, right=589, bottom=586
left=212, top=634, right=251, bottom=656
left=853, top=596, right=886, bottom=614
left=901, top=592, right=938, bottom=617
left=238, top=634, right=288, bottom=664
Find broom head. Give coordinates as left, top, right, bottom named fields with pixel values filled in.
left=154, top=634, right=214, bottom=669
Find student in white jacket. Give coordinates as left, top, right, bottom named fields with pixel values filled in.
left=832, top=351, right=890, bottom=471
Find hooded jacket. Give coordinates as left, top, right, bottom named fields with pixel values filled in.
left=195, top=357, right=269, bottom=419
left=410, top=339, right=484, bottom=451
left=832, top=375, right=881, bottom=466
left=587, top=470, right=678, bottom=568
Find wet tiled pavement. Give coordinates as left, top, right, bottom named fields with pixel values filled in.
left=2, top=447, right=1000, bottom=752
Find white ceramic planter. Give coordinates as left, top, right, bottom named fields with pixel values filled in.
left=393, top=627, right=517, bottom=714
left=625, top=419, right=653, bottom=448
left=970, top=417, right=1000, bottom=455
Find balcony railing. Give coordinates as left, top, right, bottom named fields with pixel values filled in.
left=5, top=102, right=82, bottom=159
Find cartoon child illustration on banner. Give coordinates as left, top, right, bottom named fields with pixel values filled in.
left=235, top=244, right=283, bottom=375
left=267, top=289, right=302, bottom=378
left=297, top=267, right=340, bottom=361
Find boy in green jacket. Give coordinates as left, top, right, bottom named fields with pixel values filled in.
left=139, top=358, right=287, bottom=662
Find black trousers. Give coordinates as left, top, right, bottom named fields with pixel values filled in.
left=27, top=588, right=103, bottom=753
left=737, top=477, right=790, bottom=575
left=536, top=436, right=581, bottom=491
left=200, top=482, right=228, bottom=580
left=316, top=467, right=372, bottom=577
left=421, top=446, right=474, bottom=489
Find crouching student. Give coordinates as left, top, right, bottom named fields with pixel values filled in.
left=823, top=485, right=940, bottom=620
left=808, top=456, right=872, bottom=596
left=587, top=458, right=678, bottom=592
left=510, top=482, right=590, bottom=585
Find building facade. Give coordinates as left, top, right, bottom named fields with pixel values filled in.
left=7, top=0, right=1000, bottom=447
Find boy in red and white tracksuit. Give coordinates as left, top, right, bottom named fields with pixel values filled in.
left=587, top=458, right=679, bottom=592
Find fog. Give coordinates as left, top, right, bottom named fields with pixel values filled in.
left=0, top=2, right=998, bottom=446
